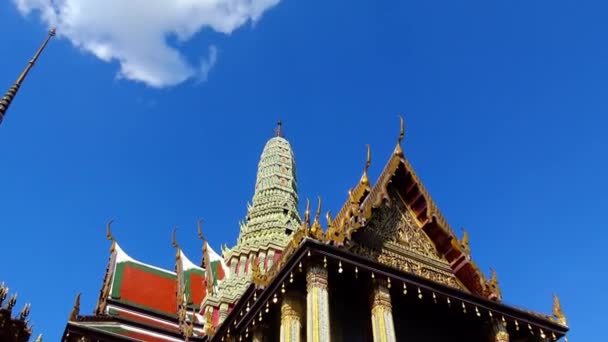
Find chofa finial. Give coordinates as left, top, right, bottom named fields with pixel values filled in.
left=460, top=227, right=471, bottom=256
left=304, top=198, right=311, bottom=225
left=197, top=219, right=206, bottom=242
left=68, top=293, right=81, bottom=321
left=553, top=294, right=567, bottom=326
left=171, top=227, right=180, bottom=250
left=314, top=196, right=322, bottom=223
left=106, top=219, right=115, bottom=242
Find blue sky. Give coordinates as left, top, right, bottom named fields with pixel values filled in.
left=1, top=0, right=606, bottom=340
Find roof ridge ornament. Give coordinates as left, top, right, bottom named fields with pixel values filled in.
left=106, top=219, right=116, bottom=253
left=197, top=219, right=214, bottom=295
left=553, top=294, right=567, bottom=326
left=460, top=227, right=471, bottom=257
left=394, top=115, right=405, bottom=156
left=172, top=227, right=181, bottom=260
left=68, top=293, right=81, bottom=321
left=304, top=198, right=311, bottom=227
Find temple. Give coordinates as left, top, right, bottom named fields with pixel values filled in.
left=62, top=119, right=570, bottom=341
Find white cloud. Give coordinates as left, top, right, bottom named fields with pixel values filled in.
left=14, top=0, right=281, bottom=88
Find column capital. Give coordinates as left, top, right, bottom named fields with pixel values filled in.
left=489, top=320, right=509, bottom=342
left=371, top=279, right=392, bottom=312
left=306, top=264, right=328, bottom=291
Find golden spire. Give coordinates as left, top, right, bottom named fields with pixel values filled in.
left=394, top=115, right=405, bottom=156
left=197, top=219, right=214, bottom=295
left=0, top=28, right=56, bottom=125
left=553, top=294, right=567, bottom=326
left=360, top=144, right=371, bottom=184
left=274, top=120, right=283, bottom=137
left=68, top=293, right=81, bottom=321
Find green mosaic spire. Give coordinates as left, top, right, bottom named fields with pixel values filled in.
left=237, top=132, right=301, bottom=246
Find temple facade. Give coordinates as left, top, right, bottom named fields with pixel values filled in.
left=62, top=120, right=569, bottom=342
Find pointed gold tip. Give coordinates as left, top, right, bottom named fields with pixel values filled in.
left=325, top=210, right=333, bottom=226
left=399, top=115, right=405, bottom=143
left=361, top=144, right=371, bottom=184
left=315, top=196, right=322, bottom=222
left=304, top=198, right=311, bottom=224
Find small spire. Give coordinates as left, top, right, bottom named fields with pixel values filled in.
left=314, top=196, right=322, bottom=224
left=275, top=120, right=283, bottom=137
left=34, top=334, right=43, bottom=342
left=360, top=144, right=371, bottom=184
left=0, top=28, right=56, bottom=125
left=68, top=293, right=80, bottom=321
left=394, top=115, right=405, bottom=156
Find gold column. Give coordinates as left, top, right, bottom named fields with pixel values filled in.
left=489, top=320, right=509, bottom=342
left=280, top=293, right=303, bottom=342
left=370, top=279, right=396, bottom=342
left=306, top=265, right=330, bottom=342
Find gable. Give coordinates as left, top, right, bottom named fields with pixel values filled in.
left=349, top=185, right=465, bottom=291
left=111, top=261, right=178, bottom=315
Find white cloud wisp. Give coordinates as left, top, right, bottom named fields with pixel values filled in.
left=15, top=0, right=281, bottom=88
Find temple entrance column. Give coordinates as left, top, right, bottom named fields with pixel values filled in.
left=280, top=293, right=303, bottom=342
left=306, top=264, right=330, bottom=342
left=488, top=320, right=509, bottom=342
left=370, top=279, right=396, bottom=342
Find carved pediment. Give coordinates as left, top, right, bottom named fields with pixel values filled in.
left=350, top=187, right=464, bottom=290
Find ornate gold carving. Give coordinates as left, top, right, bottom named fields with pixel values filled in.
left=553, top=294, right=567, bottom=326
left=281, top=294, right=303, bottom=321
left=306, top=265, right=328, bottom=291
left=371, top=280, right=392, bottom=312
left=489, top=320, right=509, bottom=342
left=460, top=227, right=471, bottom=257
left=251, top=259, right=270, bottom=287
left=485, top=268, right=502, bottom=302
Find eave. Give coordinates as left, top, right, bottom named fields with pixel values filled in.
left=212, top=238, right=568, bottom=341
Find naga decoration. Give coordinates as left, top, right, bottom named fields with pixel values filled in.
left=486, top=268, right=502, bottom=301
left=460, top=227, right=471, bottom=257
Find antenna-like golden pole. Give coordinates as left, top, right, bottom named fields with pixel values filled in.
left=0, top=28, right=56, bottom=125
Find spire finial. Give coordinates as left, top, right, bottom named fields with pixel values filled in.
left=394, top=115, right=405, bottom=155
left=68, top=293, right=81, bottom=321
left=275, top=120, right=283, bottom=137
left=1, top=28, right=57, bottom=125
left=106, top=219, right=117, bottom=252
left=361, top=144, right=371, bottom=184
